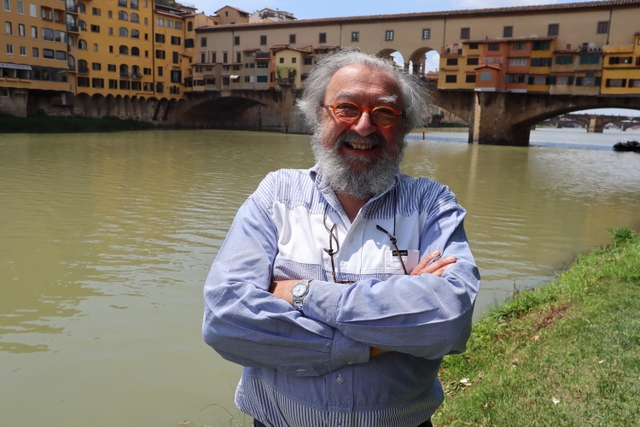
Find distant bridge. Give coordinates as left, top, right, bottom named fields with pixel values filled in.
left=540, top=114, right=640, bottom=132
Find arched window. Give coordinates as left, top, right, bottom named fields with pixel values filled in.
left=78, top=59, right=88, bottom=73
left=132, top=65, right=140, bottom=77
left=156, top=83, right=164, bottom=94
left=187, top=21, right=193, bottom=32
left=119, top=45, right=129, bottom=55
left=130, top=13, right=139, bottom=23
left=131, top=29, right=139, bottom=39
left=78, top=20, right=87, bottom=30
left=77, top=2, right=86, bottom=13
left=119, top=64, right=129, bottom=77
left=119, top=27, right=128, bottom=37
left=67, top=54, right=75, bottom=71
left=78, top=39, right=87, bottom=50
left=131, top=47, right=140, bottom=56
left=118, top=11, right=128, bottom=21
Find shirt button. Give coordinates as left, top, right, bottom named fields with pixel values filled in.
left=336, top=375, right=344, bottom=384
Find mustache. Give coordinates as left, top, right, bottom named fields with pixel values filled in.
left=334, top=132, right=386, bottom=150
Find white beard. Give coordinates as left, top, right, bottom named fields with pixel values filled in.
left=311, top=129, right=405, bottom=200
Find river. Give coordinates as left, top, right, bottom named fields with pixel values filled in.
left=1, top=127, right=639, bottom=427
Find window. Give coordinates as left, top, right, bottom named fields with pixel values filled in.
left=92, top=62, right=101, bottom=70
left=351, top=31, right=359, bottom=42
left=30, top=3, right=35, bottom=16
left=480, top=72, right=492, bottom=81
left=155, top=49, right=165, bottom=59
left=92, top=7, right=101, bottom=16
left=260, top=35, right=266, bottom=45
left=548, top=23, right=559, bottom=36
left=446, top=58, right=458, bottom=66
left=93, top=43, right=98, bottom=51
left=510, top=58, right=526, bottom=66
left=605, top=79, right=625, bottom=87
left=119, top=45, right=128, bottom=55
left=422, top=28, right=430, bottom=40
left=175, top=21, right=181, bottom=30
left=119, top=27, right=128, bottom=37
left=531, top=57, right=552, bottom=67
left=289, top=34, right=296, bottom=44
left=90, top=24, right=99, bottom=32
left=19, top=45, right=26, bottom=55
left=582, top=77, right=595, bottom=86
left=5, top=22, right=12, bottom=36
left=513, top=42, right=526, bottom=50
left=257, top=75, right=268, bottom=83
left=166, top=20, right=172, bottom=28
left=201, top=37, right=206, bottom=47
left=92, top=78, right=104, bottom=88
left=78, top=39, right=87, bottom=50
left=78, top=20, right=86, bottom=30
left=188, top=22, right=193, bottom=31
left=130, top=13, right=139, bottom=22
left=77, top=77, right=89, bottom=87
left=445, top=75, right=457, bottom=83
left=32, top=47, right=38, bottom=57
left=55, top=50, right=65, bottom=60
left=234, top=36, right=240, bottom=45
left=170, top=70, right=181, bottom=83
left=629, top=79, right=640, bottom=87
left=131, top=29, right=139, bottom=38
left=460, top=27, right=470, bottom=39
left=256, top=61, right=268, bottom=68
left=237, top=51, right=241, bottom=62
left=597, top=21, right=609, bottom=34
left=155, top=33, right=164, bottom=43
left=556, top=76, right=569, bottom=85
left=109, top=45, right=113, bottom=53
left=43, top=48, right=54, bottom=58
left=16, top=0, right=22, bottom=13
left=304, top=57, right=312, bottom=65
left=469, top=43, right=479, bottom=50
left=185, top=38, right=194, bottom=48
left=18, top=23, right=25, bottom=37
left=608, top=56, right=632, bottom=65
left=131, top=46, right=139, bottom=56
left=555, top=55, right=573, bottom=65
left=467, top=57, right=479, bottom=65
left=503, top=26, right=513, bottom=38
left=533, top=76, right=546, bottom=85
left=108, top=64, right=116, bottom=72
left=130, top=0, right=138, bottom=9
left=318, top=32, right=327, bottom=43
left=157, top=18, right=164, bottom=27
left=172, top=51, right=178, bottom=64
left=385, top=30, right=393, bottom=41
left=109, top=79, right=117, bottom=89
left=143, top=67, right=151, bottom=75
left=487, top=44, right=499, bottom=51
left=579, top=55, right=600, bottom=65
left=31, top=26, right=37, bottom=38
left=465, top=75, right=476, bottom=83
left=3, top=0, right=9, bottom=11
left=157, top=66, right=162, bottom=76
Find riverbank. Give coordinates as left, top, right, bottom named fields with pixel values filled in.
left=433, top=227, right=640, bottom=427
left=0, top=113, right=155, bottom=133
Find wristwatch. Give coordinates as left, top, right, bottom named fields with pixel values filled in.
left=291, top=279, right=311, bottom=311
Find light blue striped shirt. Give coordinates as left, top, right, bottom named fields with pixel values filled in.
left=203, top=166, right=480, bottom=427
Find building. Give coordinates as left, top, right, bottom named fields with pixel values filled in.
left=249, top=8, right=295, bottom=23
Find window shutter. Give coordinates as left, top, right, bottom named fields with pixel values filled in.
left=575, top=77, right=583, bottom=86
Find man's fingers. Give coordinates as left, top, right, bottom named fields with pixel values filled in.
left=410, top=250, right=440, bottom=276
left=413, top=255, right=456, bottom=277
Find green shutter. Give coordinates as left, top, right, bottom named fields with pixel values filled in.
left=568, top=76, right=574, bottom=85
left=576, top=77, right=583, bottom=86
left=528, top=76, right=535, bottom=84
left=595, top=77, right=602, bottom=86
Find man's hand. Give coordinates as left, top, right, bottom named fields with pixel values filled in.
left=410, top=250, right=456, bottom=277
left=269, top=279, right=298, bottom=305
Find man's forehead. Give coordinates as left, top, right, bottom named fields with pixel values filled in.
left=326, top=65, right=401, bottom=103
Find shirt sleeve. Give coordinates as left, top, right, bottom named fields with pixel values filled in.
left=302, top=185, right=481, bottom=359
left=202, top=175, right=370, bottom=377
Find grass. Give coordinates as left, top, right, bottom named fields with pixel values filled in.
left=434, top=227, right=640, bottom=427
left=0, top=112, right=155, bottom=133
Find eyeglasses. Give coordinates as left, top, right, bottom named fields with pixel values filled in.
left=322, top=102, right=404, bottom=128
left=323, top=206, right=408, bottom=284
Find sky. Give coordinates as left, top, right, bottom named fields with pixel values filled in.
left=182, top=0, right=639, bottom=116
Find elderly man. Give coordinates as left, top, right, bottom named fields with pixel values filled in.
left=203, top=49, right=480, bottom=427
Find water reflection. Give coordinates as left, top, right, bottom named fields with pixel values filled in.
left=0, top=128, right=639, bottom=427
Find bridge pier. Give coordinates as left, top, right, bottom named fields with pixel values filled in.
left=468, top=92, right=531, bottom=146
left=587, top=116, right=605, bottom=133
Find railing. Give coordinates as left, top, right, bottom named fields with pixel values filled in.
left=131, top=73, right=141, bottom=79
left=255, top=52, right=270, bottom=59
left=78, top=67, right=89, bottom=75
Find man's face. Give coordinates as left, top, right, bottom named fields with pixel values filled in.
left=320, top=64, right=405, bottom=172
left=312, top=64, right=407, bottom=200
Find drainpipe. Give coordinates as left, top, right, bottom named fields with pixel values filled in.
left=606, top=8, right=612, bottom=45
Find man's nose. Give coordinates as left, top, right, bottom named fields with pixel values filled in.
left=352, top=111, right=377, bottom=136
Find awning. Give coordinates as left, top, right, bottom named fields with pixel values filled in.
left=0, top=62, right=32, bottom=70
left=230, top=75, right=239, bottom=79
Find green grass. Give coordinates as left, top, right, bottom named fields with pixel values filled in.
left=0, top=113, right=155, bottom=133
left=434, top=227, right=640, bottom=427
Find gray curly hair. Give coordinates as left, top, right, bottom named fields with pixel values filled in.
left=296, top=48, right=429, bottom=134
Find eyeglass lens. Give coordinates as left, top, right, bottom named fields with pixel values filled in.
left=331, top=102, right=400, bottom=127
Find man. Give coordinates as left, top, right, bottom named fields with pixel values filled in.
left=203, top=49, right=480, bottom=427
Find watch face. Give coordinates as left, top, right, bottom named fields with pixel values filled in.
left=292, top=282, right=307, bottom=298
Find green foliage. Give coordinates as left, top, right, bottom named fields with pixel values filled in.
left=436, top=229, right=640, bottom=427
left=0, top=113, right=155, bottom=133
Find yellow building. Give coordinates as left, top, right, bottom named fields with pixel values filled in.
left=73, top=0, right=155, bottom=98
left=1, top=0, right=73, bottom=115
left=601, top=32, right=640, bottom=96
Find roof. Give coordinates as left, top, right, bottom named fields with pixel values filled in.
left=197, top=0, right=640, bottom=32
left=215, top=5, right=250, bottom=15
left=474, top=64, right=502, bottom=71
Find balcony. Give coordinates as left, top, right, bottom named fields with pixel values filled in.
left=67, top=25, right=79, bottom=33
left=131, top=73, right=141, bottom=79
left=78, top=67, right=89, bottom=75
left=275, top=78, right=293, bottom=86
left=120, top=72, right=130, bottom=78
left=255, top=52, right=270, bottom=59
